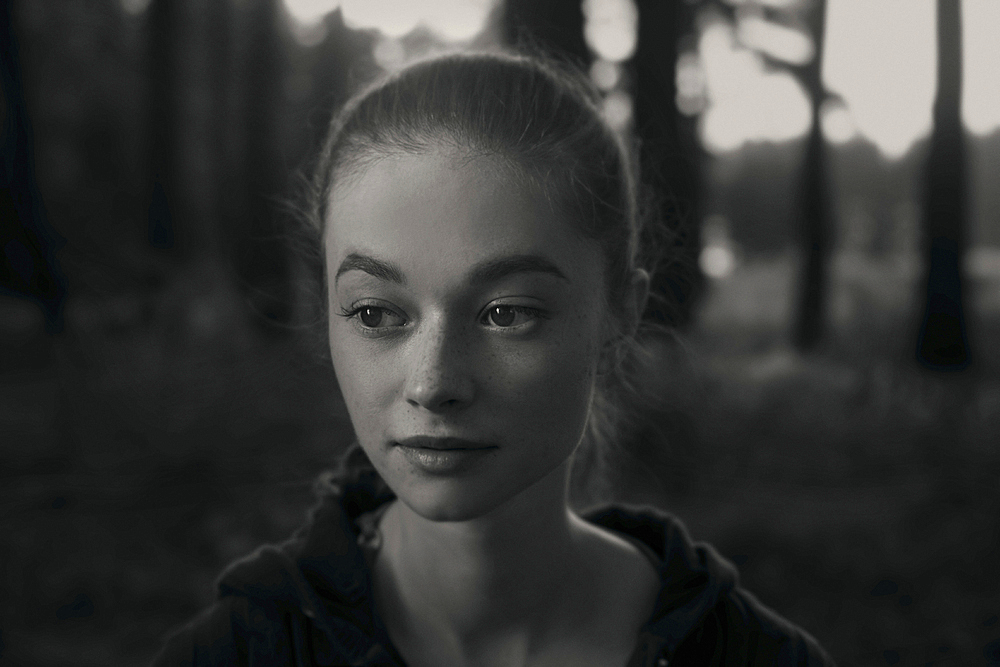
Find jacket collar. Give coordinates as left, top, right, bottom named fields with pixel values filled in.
left=583, top=505, right=739, bottom=658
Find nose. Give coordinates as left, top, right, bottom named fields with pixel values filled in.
left=403, top=318, right=475, bottom=412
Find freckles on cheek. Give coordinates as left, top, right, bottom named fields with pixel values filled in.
left=329, top=331, right=391, bottom=431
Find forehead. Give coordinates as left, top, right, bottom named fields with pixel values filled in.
left=324, top=149, right=600, bottom=282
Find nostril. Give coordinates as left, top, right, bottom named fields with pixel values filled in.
left=402, top=342, right=474, bottom=410
left=405, top=387, right=469, bottom=412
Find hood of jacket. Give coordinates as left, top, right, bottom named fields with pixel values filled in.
left=582, top=505, right=740, bottom=663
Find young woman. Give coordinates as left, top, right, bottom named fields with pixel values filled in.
left=153, top=52, right=835, bottom=667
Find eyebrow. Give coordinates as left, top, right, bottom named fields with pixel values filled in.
left=335, top=253, right=405, bottom=285
left=466, top=254, right=569, bottom=286
left=333, top=252, right=569, bottom=286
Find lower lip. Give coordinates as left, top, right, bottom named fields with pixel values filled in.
left=396, top=445, right=495, bottom=474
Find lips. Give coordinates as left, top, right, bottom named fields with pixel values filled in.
left=395, top=436, right=496, bottom=451
left=394, top=437, right=498, bottom=475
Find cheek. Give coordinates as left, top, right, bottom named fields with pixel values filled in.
left=328, top=322, right=395, bottom=436
left=493, top=327, right=600, bottom=444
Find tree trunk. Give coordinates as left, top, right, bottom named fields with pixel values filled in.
left=145, top=0, right=220, bottom=257
left=792, top=0, right=830, bottom=350
left=221, top=0, right=291, bottom=327
left=916, top=0, right=969, bottom=370
left=145, top=0, right=179, bottom=252
left=633, top=0, right=702, bottom=327
left=0, top=0, right=65, bottom=331
left=501, top=0, right=590, bottom=66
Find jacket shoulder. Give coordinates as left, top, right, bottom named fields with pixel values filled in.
left=675, top=587, right=836, bottom=666
left=149, top=595, right=307, bottom=667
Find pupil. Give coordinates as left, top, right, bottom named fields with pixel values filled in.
left=360, top=307, right=383, bottom=327
left=491, top=306, right=516, bottom=327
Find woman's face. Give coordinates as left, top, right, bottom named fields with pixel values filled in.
left=325, top=147, right=611, bottom=522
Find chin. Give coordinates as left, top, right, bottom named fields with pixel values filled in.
left=366, top=436, right=578, bottom=523
left=390, top=460, right=575, bottom=527
left=392, top=478, right=511, bottom=523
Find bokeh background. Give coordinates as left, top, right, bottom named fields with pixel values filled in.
left=2, top=0, right=999, bottom=665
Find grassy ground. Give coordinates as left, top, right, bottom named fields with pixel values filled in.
left=2, top=252, right=999, bottom=666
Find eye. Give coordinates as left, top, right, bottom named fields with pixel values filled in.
left=340, top=303, right=407, bottom=331
left=481, top=304, right=542, bottom=329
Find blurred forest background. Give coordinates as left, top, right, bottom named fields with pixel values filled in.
left=2, top=0, right=999, bottom=665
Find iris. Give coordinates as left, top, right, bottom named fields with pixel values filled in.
left=360, top=306, right=384, bottom=327
left=488, top=305, right=517, bottom=327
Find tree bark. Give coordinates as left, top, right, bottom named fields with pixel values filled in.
left=916, top=0, right=969, bottom=370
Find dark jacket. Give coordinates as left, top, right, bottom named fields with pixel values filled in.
left=152, top=447, right=836, bottom=667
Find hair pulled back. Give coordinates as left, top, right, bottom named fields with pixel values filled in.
left=306, top=51, right=667, bottom=506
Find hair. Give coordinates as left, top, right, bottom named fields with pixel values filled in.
left=297, top=50, right=681, bottom=507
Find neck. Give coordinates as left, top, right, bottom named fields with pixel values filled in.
left=375, top=460, right=588, bottom=648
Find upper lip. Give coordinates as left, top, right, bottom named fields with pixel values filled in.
left=396, top=436, right=496, bottom=451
